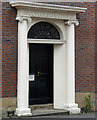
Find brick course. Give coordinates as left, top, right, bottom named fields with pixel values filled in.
left=2, top=2, right=96, bottom=97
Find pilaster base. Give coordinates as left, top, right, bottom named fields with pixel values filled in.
left=64, top=104, right=81, bottom=115
left=16, top=108, right=32, bottom=116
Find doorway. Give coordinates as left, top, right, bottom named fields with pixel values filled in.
left=29, top=44, right=53, bottom=105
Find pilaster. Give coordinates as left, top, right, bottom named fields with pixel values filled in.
left=64, top=20, right=80, bottom=114
left=16, top=18, right=32, bottom=116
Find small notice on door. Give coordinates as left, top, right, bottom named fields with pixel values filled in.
left=29, top=75, right=35, bottom=81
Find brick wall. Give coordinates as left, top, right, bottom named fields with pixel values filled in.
left=75, top=3, right=95, bottom=92
left=2, top=2, right=17, bottom=97
left=2, top=2, right=96, bottom=98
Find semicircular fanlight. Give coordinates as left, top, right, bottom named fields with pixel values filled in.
left=27, top=22, right=60, bottom=39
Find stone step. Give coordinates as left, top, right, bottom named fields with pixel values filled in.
left=29, top=104, right=53, bottom=110
left=29, top=104, right=69, bottom=117
left=31, top=109, right=69, bottom=117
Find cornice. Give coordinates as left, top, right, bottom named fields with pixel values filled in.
left=10, top=1, right=87, bottom=13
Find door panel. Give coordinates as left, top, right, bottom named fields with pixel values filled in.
left=29, top=44, right=53, bottom=105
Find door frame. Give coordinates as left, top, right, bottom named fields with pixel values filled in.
left=27, top=18, right=67, bottom=109
left=28, top=42, right=66, bottom=109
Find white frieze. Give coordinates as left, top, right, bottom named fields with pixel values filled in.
left=17, top=8, right=76, bottom=20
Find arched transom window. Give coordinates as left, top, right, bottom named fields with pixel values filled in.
left=27, top=22, right=60, bottom=39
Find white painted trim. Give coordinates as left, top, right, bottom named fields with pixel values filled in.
left=16, top=19, right=32, bottom=116
left=27, top=18, right=65, bottom=40
left=10, top=1, right=87, bottom=13
left=10, top=1, right=87, bottom=20
left=54, top=44, right=66, bottom=109
left=64, top=104, right=81, bottom=114
left=16, top=108, right=32, bottom=116
left=27, top=39, right=65, bottom=44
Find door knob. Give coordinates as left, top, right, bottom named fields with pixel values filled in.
left=37, top=72, right=40, bottom=77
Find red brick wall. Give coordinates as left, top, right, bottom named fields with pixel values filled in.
left=57, top=2, right=96, bottom=92
left=75, top=3, right=95, bottom=92
left=2, top=2, right=17, bottom=97
left=75, top=2, right=95, bottom=92
left=2, top=2, right=96, bottom=98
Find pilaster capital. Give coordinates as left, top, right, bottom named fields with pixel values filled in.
left=65, top=20, right=79, bottom=26
left=16, top=16, right=32, bottom=23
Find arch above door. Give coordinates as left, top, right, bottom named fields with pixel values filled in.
left=27, top=21, right=60, bottom=39
left=27, top=20, right=63, bottom=44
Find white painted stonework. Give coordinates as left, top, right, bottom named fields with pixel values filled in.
left=10, top=1, right=86, bottom=116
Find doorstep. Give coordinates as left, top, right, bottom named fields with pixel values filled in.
left=29, top=103, right=54, bottom=110
left=29, top=104, right=69, bottom=117
left=31, top=108, right=69, bottom=117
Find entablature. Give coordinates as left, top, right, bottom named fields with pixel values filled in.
left=10, top=1, right=87, bottom=20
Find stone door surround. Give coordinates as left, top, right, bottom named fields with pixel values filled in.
left=10, top=1, right=86, bottom=116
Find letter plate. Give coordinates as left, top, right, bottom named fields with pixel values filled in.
left=29, top=75, right=35, bottom=81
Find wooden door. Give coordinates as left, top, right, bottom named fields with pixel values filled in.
left=29, top=44, right=53, bottom=105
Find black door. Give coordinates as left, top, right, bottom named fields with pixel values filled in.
left=29, top=44, right=53, bottom=105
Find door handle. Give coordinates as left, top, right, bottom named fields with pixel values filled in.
left=37, top=72, right=40, bottom=77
